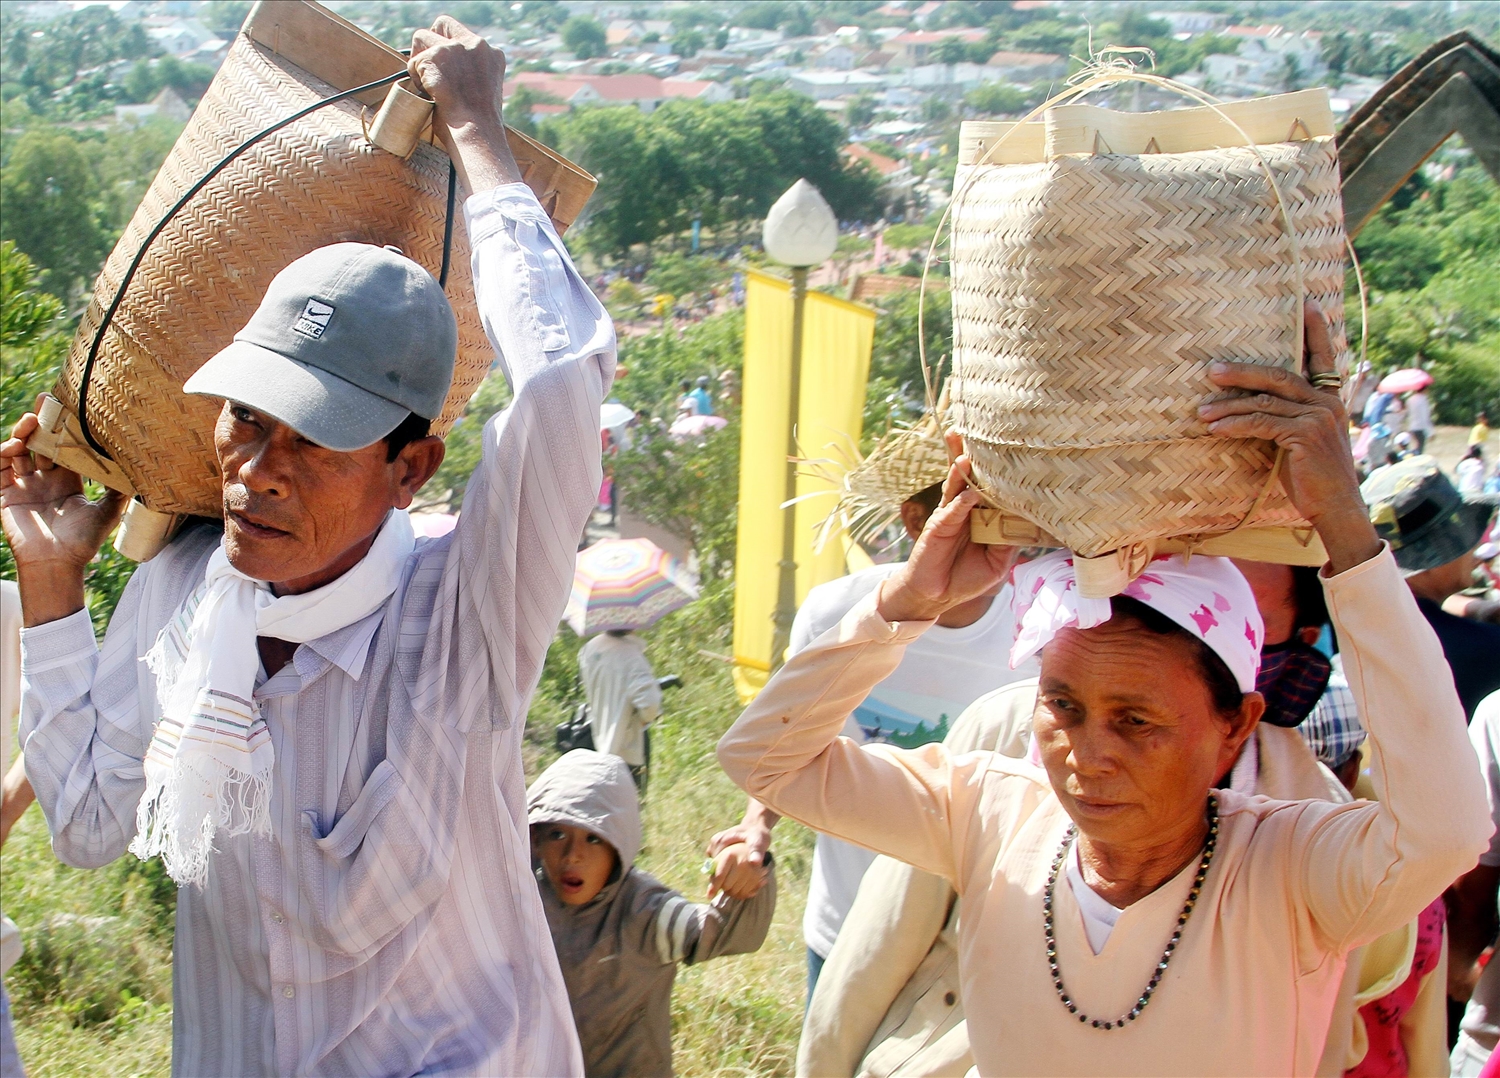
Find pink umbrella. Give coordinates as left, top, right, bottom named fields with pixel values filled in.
left=1377, top=368, right=1433, bottom=394
left=669, top=414, right=728, bottom=440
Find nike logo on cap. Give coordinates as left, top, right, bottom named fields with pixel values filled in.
left=292, top=298, right=335, bottom=339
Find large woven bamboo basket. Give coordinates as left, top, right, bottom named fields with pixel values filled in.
left=38, top=1, right=594, bottom=519
left=948, top=86, right=1351, bottom=575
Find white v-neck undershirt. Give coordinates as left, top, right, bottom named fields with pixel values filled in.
left=1065, top=736, right=1259, bottom=954
left=1066, top=842, right=1123, bottom=955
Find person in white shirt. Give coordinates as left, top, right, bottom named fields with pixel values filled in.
left=579, top=629, right=662, bottom=788
left=2, top=21, right=609, bottom=1075
left=1406, top=389, right=1434, bottom=453
left=1458, top=445, right=1486, bottom=496
left=708, top=476, right=1038, bottom=994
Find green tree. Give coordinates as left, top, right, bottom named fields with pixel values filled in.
left=552, top=104, right=686, bottom=257
left=0, top=241, right=135, bottom=633
left=1, top=240, right=65, bottom=428
left=671, top=28, right=706, bottom=58
left=1349, top=164, right=1500, bottom=424
left=932, top=37, right=970, bottom=65
left=735, top=2, right=788, bottom=31
left=964, top=81, right=1033, bottom=115
left=0, top=128, right=109, bottom=299
left=741, top=90, right=882, bottom=221
left=644, top=252, right=728, bottom=298
left=1279, top=54, right=1304, bottom=92
left=863, top=286, right=952, bottom=441
left=920, top=96, right=952, bottom=123
left=1003, top=20, right=1080, bottom=57
left=654, top=98, right=777, bottom=233
left=0, top=7, right=156, bottom=120
left=200, top=1, right=253, bottom=36
left=552, top=91, right=882, bottom=257
left=1355, top=221, right=1445, bottom=292
left=504, top=84, right=562, bottom=140
left=561, top=16, right=607, bottom=60
left=845, top=92, right=877, bottom=128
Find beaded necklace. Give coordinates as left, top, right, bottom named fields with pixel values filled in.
left=1042, top=793, right=1219, bottom=1030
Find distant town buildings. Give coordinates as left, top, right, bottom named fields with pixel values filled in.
left=507, top=72, right=731, bottom=116
left=1200, top=25, right=1329, bottom=97
left=7, top=0, right=1407, bottom=170
left=114, top=85, right=190, bottom=124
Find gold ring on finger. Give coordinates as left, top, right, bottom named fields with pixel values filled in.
left=1309, top=372, right=1343, bottom=390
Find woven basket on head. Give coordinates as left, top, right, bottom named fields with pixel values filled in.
left=946, top=84, right=1350, bottom=591
left=36, top=0, right=594, bottom=522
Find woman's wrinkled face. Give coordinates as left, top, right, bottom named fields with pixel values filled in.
left=532, top=822, right=618, bottom=906
left=1033, top=616, right=1262, bottom=848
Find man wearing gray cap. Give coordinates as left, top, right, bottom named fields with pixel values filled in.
left=0, top=18, right=604, bottom=1076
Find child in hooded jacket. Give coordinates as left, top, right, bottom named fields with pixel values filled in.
left=528, top=750, right=777, bottom=1077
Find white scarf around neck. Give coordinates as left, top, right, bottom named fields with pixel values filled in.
left=132, top=509, right=416, bottom=887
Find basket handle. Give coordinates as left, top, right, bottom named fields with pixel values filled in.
left=71, top=68, right=409, bottom=459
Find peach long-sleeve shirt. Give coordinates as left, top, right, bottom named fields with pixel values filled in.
left=719, top=546, right=1490, bottom=1077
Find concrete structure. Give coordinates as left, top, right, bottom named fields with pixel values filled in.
left=789, top=69, right=886, bottom=99
left=1149, top=11, right=1229, bottom=35
left=843, top=142, right=910, bottom=180
left=114, top=86, right=190, bottom=124
left=147, top=18, right=214, bottom=57
left=986, top=50, right=1067, bottom=83
left=1202, top=25, right=1327, bottom=95
left=506, top=72, right=729, bottom=114
left=886, top=28, right=988, bottom=68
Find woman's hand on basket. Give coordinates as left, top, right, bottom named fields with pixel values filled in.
left=1, top=405, right=127, bottom=625
left=408, top=16, right=522, bottom=192
left=877, top=444, right=1020, bottom=624
left=1197, top=299, right=1382, bottom=575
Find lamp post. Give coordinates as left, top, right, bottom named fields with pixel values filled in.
left=762, top=179, right=839, bottom=671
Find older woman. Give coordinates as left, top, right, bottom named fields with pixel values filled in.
left=717, top=306, right=1491, bottom=1077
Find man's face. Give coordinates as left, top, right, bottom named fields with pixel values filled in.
left=1033, top=617, right=1261, bottom=848
left=214, top=402, right=442, bottom=592
left=532, top=822, right=618, bottom=906
left=1408, top=548, right=1482, bottom=602
left=1230, top=559, right=1296, bottom=647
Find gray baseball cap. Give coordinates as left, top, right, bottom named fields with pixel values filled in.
left=185, top=243, right=457, bottom=451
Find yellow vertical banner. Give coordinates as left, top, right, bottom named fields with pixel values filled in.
left=732, top=270, right=876, bottom=703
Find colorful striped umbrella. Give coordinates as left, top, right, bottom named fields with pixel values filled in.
left=566, top=538, right=700, bottom=636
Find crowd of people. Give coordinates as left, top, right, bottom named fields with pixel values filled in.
left=1, top=18, right=1499, bottom=1078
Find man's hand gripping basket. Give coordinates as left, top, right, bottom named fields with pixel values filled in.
left=27, top=1, right=595, bottom=558
left=944, top=76, right=1353, bottom=596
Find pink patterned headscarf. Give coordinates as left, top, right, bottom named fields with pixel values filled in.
left=1009, top=550, right=1264, bottom=693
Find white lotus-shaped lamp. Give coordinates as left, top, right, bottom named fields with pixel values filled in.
left=763, top=179, right=839, bottom=268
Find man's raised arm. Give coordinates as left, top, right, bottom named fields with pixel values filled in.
left=409, top=20, right=615, bottom=723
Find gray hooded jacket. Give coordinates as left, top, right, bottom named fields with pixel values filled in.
left=528, top=750, right=777, bottom=1077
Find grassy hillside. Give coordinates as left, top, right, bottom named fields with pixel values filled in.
left=2, top=596, right=813, bottom=1078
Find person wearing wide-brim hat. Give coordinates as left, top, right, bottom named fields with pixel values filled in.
left=1362, top=455, right=1500, bottom=719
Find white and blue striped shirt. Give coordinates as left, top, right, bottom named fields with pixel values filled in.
left=19, top=184, right=613, bottom=1076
